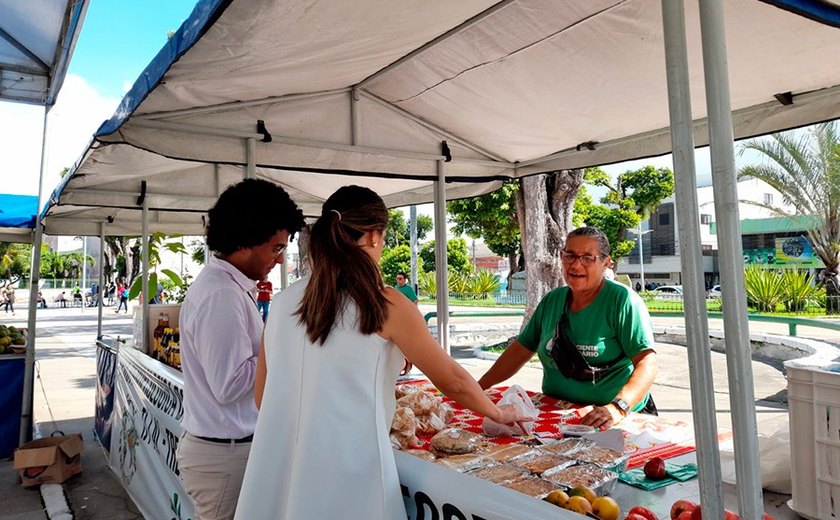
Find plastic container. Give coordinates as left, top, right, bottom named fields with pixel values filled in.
left=786, top=362, right=840, bottom=520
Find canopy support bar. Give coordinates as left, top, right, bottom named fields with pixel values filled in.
left=130, top=119, right=511, bottom=168
left=661, top=1, right=724, bottom=516
left=246, top=137, right=256, bottom=179
left=433, top=159, right=450, bottom=355
left=699, top=1, right=764, bottom=517
left=96, top=222, right=105, bottom=339
left=141, top=195, right=150, bottom=354
left=20, top=106, right=49, bottom=446
left=516, top=82, right=840, bottom=174
left=64, top=188, right=219, bottom=205
left=359, top=90, right=509, bottom=164
left=133, top=88, right=351, bottom=121
left=0, top=26, right=50, bottom=72
left=351, top=88, right=360, bottom=146
left=358, top=0, right=519, bottom=88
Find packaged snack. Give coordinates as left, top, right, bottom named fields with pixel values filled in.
left=513, top=454, right=577, bottom=475
left=481, top=443, right=536, bottom=463
left=434, top=453, right=491, bottom=472
left=467, top=463, right=530, bottom=484
left=390, top=432, right=421, bottom=450
left=543, top=463, right=618, bottom=495
left=573, top=445, right=629, bottom=473
left=538, top=437, right=595, bottom=456
left=501, top=476, right=556, bottom=498
left=430, top=428, right=483, bottom=455
left=398, top=390, right=439, bottom=415
left=395, top=384, right=421, bottom=399
left=403, top=449, right=436, bottom=462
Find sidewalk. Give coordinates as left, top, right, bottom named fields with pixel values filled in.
left=2, top=304, right=828, bottom=519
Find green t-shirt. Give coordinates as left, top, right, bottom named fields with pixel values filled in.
left=394, top=283, right=418, bottom=302
left=518, top=280, right=654, bottom=410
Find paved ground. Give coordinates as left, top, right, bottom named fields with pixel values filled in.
left=2, top=302, right=829, bottom=519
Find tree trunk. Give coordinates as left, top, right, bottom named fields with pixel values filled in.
left=517, top=169, right=584, bottom=324
left=297, top=226, right=312, bottom=277
left=821, top=261, right=840, bottom=314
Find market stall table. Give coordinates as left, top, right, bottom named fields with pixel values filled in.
left=97, top=343, right=744, bottom=520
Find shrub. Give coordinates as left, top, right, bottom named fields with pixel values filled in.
left=744, top=266, right=786, bottom=312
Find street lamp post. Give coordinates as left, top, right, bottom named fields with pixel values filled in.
left=633, top=227, right=654, bottom=290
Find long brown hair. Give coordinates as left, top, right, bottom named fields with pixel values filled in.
left=295, top=186, right=389, bottom=344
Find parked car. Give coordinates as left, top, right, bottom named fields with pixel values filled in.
left=651, top=285, right=683, bottom=299
left=708, top=284, right=722, bottom=297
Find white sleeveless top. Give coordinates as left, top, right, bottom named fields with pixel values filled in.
left=235, top=277, right=406, bottom=519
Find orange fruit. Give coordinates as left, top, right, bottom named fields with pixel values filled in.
left=568, top=485, right=597, bottom=504
left=566, top=495, right=593, bottom=514
left=592, top=496, right=620, bottom=520
left=546, top=489, right=569, bottom=507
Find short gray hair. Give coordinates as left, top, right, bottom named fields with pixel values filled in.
left=567, top=227, right=611, bottom=257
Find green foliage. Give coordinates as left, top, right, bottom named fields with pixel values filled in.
left=738, top=122, right=840, bottom=305
left=447, top=181, right=521, bottom=257
left=385, top=209, right=433, bottom=249
left=780, top=269, right=824, bottom=312
left=744, top=266, right=787, bottom=312
left=38, top=246, right=94, bottom=280
left=448, top=271, right=470, bottom=293
left=380, top=245, right=423, bottom=285
left=419, top=238, right=471, bottom=273
left=0, top=243, right=32, bottom=282
left=470, top=269, right=502, bottom=294
left=422, top=269, right=502, bottom=299
left=417, top=271, right=436, bottom=296
left=577, top=166, right=674, bottom=261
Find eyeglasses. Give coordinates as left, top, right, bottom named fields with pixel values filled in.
left=560, top=251, right=601, bottom=266
left=271, top=244, right=288, bottom=257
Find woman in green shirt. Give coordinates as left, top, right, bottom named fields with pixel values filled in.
left=478, top=227, right=658, bottom=429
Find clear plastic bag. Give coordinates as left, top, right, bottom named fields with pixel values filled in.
left=482, top=385, right=539, bottom=437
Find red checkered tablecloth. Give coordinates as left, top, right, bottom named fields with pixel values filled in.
left=398, top=379, right=699, bottom=468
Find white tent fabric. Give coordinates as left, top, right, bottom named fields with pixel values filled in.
left=0, top=0, right=89, bottom=106
left=42, top=0, right=840, bottom=234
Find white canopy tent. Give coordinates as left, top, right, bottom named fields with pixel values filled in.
left=40, top=1, right=840, bottom=517
left=2, top=0, right=90, bottom=453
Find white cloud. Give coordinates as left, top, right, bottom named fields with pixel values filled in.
left=0, top=74, right=121, bottom=201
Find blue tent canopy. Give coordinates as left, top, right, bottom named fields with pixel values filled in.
left=0, top=194, right=38, bottom=228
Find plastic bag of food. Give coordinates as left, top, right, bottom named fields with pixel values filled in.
left=398, top=390, right=440, bottom=416
left=391, top=406, right=417, bottom=437
left=430, top=428, right=483, bottom=455
left=482, top=385, right=538, bottom=437
left=390, top=432, right=421, bottom=450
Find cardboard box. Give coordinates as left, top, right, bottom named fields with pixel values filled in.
left=13, top=434, right=83, bottom=487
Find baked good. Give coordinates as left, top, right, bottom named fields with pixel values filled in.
left=542, top=463, right=617, bottom=489
left=403, top=449, right=436, bottom=462
left=430, top=428, right=482, bottom=455
left=501, top=476, right=555, bottom=497
left=481, top=443, right=535, bottom=463
left=434, top=453, right=489, bottom=472
left=514, top=454, right=576, bottom=475
left=468, top=463, right=529, bottom=484
left=538, top=437, right=595, bottom=456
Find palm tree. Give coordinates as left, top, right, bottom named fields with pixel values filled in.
left=738, top=122, right=840, bottom=313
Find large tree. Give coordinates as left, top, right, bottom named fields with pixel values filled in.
left=582, top=166, right=675, bottom=261
left=385, top=209, right=433, bottom=249
left=447, top=181, right=521, bottom=278
left=517, top=170, right=584, bottom=318
left=738, top=122, right=840, bottom=312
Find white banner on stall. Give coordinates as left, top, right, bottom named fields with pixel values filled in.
left=110, top=346, right=194, bottom=520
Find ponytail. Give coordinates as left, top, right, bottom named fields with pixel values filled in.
left=295, top=186, right=389, bottom=344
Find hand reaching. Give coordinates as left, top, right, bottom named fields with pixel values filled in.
left=495, top=403, right=536, bottom=435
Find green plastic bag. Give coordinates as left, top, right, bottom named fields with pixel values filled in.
left=619, top=462, right=698, bottom=490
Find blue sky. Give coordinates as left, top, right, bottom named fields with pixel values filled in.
left=69, top=1, right=197, bottom=98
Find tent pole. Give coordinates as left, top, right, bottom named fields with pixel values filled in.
left=661, top=1, right=724, bottom=516
left=410, top=205, right=418, bottom=295
left=245, top=138, right=255, bottom=179
left=20, top=106, right=49, bottom=445
left=350, top=87, right=360, bottom=145
left=698, top=1, right=763, bottom=517
left=141, top=199, right=150, bottom=354
left=96, top=222, right=105, bottom=339
left=433, top=160, right=450, bottom=355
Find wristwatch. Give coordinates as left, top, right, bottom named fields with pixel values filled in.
left=610, top=397, right=630, bottom=416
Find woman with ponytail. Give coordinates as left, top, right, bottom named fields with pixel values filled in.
left=235, top=186, right=530, bottom=520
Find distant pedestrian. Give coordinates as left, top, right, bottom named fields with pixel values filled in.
left=256, top=278, right=273, bottom=322
left=393, top=271, right=418, bottom=305
left=2, top=284, right=14, bottom=315
left=115, top=283, right=129, bottom=313
left=635, top=282, right=642, bottom=292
